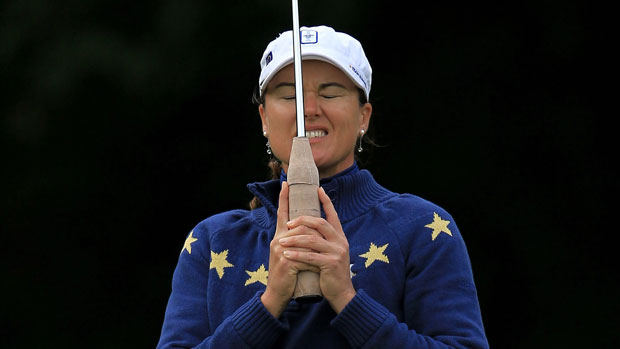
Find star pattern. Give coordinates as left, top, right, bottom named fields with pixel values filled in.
left=181, top=231, right=198, bottom=255
left=210, top=250, right=234, bottom=279
left=425, top=212, right=453, bottom=241
left=245, top=264, right=268, bottom=286
left=359, top=243, right=390, bottom=268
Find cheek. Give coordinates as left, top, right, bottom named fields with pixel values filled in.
left=342, top=111, right=365, bottom=147
left=338, top=109, right=363, bottom=136
left=266, top=112, right=294, bottom=134
left=263, top=108, right=296, bottom=162
left=264, top=101, right=294, bottom=125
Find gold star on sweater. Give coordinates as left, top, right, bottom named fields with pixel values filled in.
left=425, top=212, right=453, bottom=241
left=181, top=231, right=198, bottom=255
left=359, top=243, right=390, bottom=268
left=210, top=250, right=234, bottom=279
left=244, top=264, right=268, bottom=286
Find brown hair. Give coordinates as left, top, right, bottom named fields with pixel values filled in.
left=249, top=158, right=282, bottom=209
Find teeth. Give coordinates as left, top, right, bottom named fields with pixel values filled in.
left=306, top=130, right=326, bottom=138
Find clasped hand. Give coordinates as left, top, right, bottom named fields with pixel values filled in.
left=260, top=182, right=356, bottom=318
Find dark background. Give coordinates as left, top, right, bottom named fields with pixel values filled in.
left=1, top=0, right=615, bottom=347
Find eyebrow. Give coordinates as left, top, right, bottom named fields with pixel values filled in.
left=273, top=82, right=295, bottom=90
left=319, top=82, right=347, bottom=90
left=272, top=82, right=347, bottom=90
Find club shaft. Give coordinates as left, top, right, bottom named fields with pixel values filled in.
left=291, top=0, right=305, bottom=137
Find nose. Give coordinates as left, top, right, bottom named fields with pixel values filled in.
left=303, top=92, right=319, bottom=118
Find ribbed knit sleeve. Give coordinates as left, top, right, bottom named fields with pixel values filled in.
left=231, top=292, right=289, bottom=347
left=330, top=289, right=390, bottom=347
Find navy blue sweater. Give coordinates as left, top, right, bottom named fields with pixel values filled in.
left=157, top=165, right=488, bottom=348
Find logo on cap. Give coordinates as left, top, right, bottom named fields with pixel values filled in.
left=301, top=30, right=318, bottom=44
left=265, top=51, right=273, bottom=66
left=349, top=65, right=367, bottom=88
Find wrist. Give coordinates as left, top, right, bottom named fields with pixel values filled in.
left=260, top=289, right=288, bottom=318
left=331, top=289, right=356, bottom=314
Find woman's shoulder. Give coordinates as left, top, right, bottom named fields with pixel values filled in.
left=361, top=171, right=452, bottom=223
left=192, top=208, right=256, bottom=238
left=380, top=192, right=452, bottom=221
left=375, top=192, right=463, bottom=244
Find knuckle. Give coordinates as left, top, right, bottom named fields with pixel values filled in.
left=336, top=246, right=347, bottom=259
left=271, top=245, right=284, bottom=255
left=326, top=255, right=338, bottom=266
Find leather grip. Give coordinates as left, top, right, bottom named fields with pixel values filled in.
left=287, top=137, right=323, bottom=302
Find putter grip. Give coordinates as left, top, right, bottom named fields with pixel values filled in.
left=287, top=137, right=323, bottom=303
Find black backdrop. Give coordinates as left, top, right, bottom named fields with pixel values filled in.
left=2, top=1, right=615, bottom=347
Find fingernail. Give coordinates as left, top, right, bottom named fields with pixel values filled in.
left=279, top=237, right=288, bottom=244
left=283, top=250, right=292, bottom=257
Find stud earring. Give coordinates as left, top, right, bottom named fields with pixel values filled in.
left=358, top=129, right=365, bottom=153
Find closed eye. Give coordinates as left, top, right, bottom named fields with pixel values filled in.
left=321, top=94, right=340, bottom=99
left=319, top=82, right=347, bottom=99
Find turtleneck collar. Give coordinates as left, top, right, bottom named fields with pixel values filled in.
left=279, top=162, right=360, bottom=186
left=247, top=164, right=394, bottom=230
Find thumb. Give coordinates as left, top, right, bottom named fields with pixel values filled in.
left=277, top=182, right=290, bottom=229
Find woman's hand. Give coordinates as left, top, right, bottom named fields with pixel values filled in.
left=261, top=182, right=321, bottom=318
left=279, top=187, right=356, bottom=314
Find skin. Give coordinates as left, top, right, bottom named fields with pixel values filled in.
left=259, top=60, right=372, bottom=178
left=258, top=60, right=373, bottom=317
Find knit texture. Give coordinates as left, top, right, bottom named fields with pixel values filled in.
left=157, top=164, right=488, bottom=348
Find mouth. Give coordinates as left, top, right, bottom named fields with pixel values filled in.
left=306, top=130, right=327, bottom=139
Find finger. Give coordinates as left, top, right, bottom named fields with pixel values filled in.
left=276, top=182, right=289, bottom=230
left=287, top=215, right=341, bottom=241
left=280, top=245, right=316, bottom=253
left=281, top=252, right=321, bottom=273
left=287, top=216, right=332, bottom=238
left=285, top=224, right=322, bottom=238
left=279, top=226, right=322, bottom=254
left=283, top=250, right=324, bottom=271
left=318, top=187, right=343, bottom=232
left=279, top=234, right=331, bottom=253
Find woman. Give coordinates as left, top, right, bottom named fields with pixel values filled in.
left=157, top=25, right=488, bottom=348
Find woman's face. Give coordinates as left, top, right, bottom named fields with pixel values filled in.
left=259, top=60, right=372, bottom=178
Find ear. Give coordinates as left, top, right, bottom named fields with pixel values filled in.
left=359, top=102, right=372, bottom=132
left=259, top=103, right=268, bottom=134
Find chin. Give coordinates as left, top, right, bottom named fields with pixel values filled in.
left=311, top=153, right=328, bottom=166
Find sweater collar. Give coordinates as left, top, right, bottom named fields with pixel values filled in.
left=279, top=162, right=360, bottom=186
left=247, top=163, right=393, bottom=229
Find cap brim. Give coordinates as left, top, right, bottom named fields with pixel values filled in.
left=260, top=52, right=368, bottom=99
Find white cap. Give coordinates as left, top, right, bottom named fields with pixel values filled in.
left=258, top=25, right=372, bottom=100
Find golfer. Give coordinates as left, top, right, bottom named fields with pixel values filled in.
left=157, top=25, right=488, bottom=348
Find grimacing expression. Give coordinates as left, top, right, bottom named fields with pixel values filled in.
left=259, top=60, right=372, bottom=178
